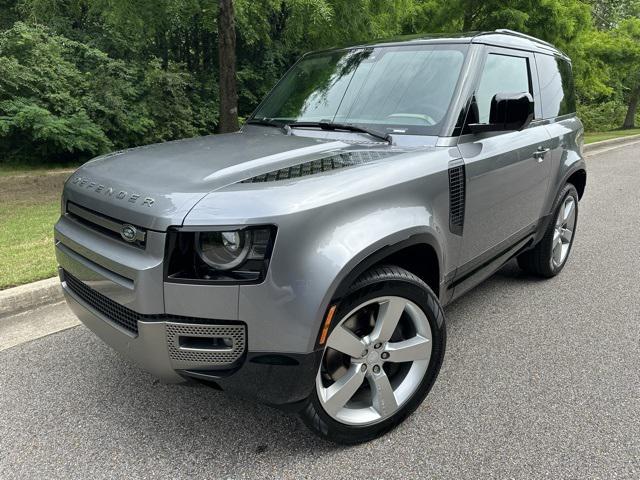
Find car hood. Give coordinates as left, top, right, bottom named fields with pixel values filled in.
left=63, top=129, right=380, bottom=230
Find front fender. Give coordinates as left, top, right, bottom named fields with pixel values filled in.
left=238, top=196, right=449, bottom=354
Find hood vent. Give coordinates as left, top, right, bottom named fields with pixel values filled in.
left=240, top=150, right=397, bottom=183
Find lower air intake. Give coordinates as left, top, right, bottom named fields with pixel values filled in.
left=166, top=323, right=246, bottom=368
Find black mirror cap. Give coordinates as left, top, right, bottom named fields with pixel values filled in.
left=469, top=92, right=534, bottom=133
left=490, top=92, right=534, bottom=130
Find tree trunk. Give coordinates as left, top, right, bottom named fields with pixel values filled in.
left=218, top=0, right=239, bottom=133
left=622, top=84, right=639, bottom=129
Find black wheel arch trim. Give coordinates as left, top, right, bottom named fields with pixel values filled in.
left=331, top=233, right=444, bottom=301
left=554, top=162, right=587, bottom=205
left=535, top=163, right=585, bottom=245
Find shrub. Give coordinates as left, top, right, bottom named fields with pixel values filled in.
left=0, top=23, right=215, bottom=165
left=577, top=101, right=628, bottom=132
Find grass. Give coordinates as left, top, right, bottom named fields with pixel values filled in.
left=584, top=128, right=640, bottom=144
left=0, top=168, right=70, bottom=290
left=0, top=202, right=61, bottom=289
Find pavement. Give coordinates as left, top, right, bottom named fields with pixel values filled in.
left=1, top=143, right=639, bottom=479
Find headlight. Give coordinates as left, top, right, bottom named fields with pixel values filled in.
left=166, top=226, right=276, bottom=284
left=196, top=231, right=252, bottom=270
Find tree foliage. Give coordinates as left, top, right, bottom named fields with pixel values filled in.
left=0, top=0, right=638, bottom=164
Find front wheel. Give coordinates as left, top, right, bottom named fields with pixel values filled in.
left=299, top=266, right=446, bottom=444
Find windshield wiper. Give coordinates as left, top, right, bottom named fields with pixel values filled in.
left=286, top=121, right=392, bottom=144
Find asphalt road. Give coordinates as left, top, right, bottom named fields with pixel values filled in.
left=1, top=143, right=639, bottom=479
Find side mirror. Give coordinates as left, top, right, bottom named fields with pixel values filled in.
left=469, top=92, right=534, bottom=133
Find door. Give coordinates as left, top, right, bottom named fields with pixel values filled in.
left=456, top=47, right=553, bottom=271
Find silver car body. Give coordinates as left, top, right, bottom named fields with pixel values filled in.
left=55, top=31, right=586, bottom=406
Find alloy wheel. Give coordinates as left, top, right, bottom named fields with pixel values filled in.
left=316, top=296, right=432, bottom=426
left=552, top=195, right=577, bottom=269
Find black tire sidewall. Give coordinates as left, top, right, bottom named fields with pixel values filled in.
left=300, top=272, right=446, bottom=444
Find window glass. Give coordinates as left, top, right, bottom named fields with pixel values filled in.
left=475, top=54, right=530, bottom=123
left=536, top=54, right=576, bottom=118
left=252, top=45, right=467, bottom=135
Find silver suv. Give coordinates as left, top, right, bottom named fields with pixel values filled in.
left=55, top=30, right=586, bottom=443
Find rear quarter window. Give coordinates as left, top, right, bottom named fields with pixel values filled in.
left=535, top=54, right=576, bottom=118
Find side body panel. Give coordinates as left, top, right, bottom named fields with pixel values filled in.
left=542, top=116, right=586, bottom=210
left=457, top=126, right=552, bottom=267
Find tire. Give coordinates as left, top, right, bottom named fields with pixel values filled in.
left=298, top=265, right=446, bottom=444
left=517, top=183, right=579, bottom=277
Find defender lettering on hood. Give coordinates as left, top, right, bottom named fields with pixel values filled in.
left=71, top=176, right=155, bottom=207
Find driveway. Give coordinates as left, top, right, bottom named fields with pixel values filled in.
left=1, top=143, right=639, bottom=479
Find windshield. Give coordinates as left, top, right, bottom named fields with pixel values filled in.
left=251, top=44, right=467, bottom=136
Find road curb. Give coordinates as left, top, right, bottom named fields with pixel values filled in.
left=0, top=277, right=63, bottom=319
left=584, top=134, right=640, bottom=153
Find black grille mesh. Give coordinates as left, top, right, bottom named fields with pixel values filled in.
left=64, top=271, right=139, bottom=334
left=448, top=164, right=466, bottom=235
left=241, top=150, right=396, bottom=183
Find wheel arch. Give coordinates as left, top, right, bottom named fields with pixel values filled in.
left=566, top=168, right=587, bottom=199
left=331, top=233, right=443, bottom=302
left=312, top=229, right=444, bottom=352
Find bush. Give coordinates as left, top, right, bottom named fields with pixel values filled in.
left=577, top=100, right=628, bottom=132
left=0, top=23, right=216, bottom=165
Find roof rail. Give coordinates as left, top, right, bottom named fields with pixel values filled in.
left=494, top=29, right=556, bottom=49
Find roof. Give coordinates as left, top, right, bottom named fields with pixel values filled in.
left=323, top=29, right=568, bottom=60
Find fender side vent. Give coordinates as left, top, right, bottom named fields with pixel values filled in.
left=241, top=150, right=397, bottom=183
left=448, top=163, right=466, bottom=235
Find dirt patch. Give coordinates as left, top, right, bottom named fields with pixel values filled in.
left=0, top=171, right=71, bottom=206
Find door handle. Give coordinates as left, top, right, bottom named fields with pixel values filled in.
left=533, top=146, right=550, bottom=161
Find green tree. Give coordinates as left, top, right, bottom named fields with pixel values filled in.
left=1, top=0, right=638, bottom=163
left=586, top=19, right=640, bottom=128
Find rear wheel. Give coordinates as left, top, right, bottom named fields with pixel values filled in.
left=518, top=183, right=579, bottom=277
left=299, top=265, right=446, bottom=444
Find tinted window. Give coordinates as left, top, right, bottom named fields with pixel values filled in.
left=475, top=54, right=531, bottom=123
left=536, top=54, right=576, bottom=118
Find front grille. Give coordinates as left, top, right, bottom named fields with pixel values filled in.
left=64, top=271, right=139, bottom=334
left=241, top=150, right=398, bottom=183
left=66, top=202, right=146, bottom=248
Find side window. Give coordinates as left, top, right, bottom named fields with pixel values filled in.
left=536, top=54, right=576, bottom=118
left=475, top=54, right=531, bottom=123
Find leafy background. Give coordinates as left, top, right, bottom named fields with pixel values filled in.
left=0, top=0, right=639, bottom=166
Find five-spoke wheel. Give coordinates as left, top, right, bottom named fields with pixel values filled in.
left=317, top=296, right=432, bottom=425
left=551, top=194, right=576, bottom=269
left=299, top=266, right=446, bottom=444
left=518, top=183, right=579, bottom=277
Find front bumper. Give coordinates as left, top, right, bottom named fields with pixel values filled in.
left=59, top=266, right=320, bottom=407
